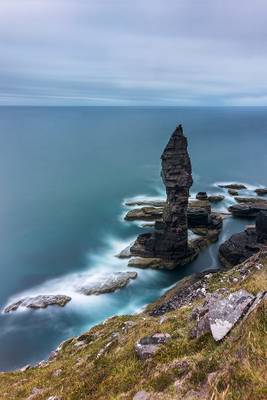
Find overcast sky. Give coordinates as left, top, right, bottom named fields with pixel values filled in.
left=0, top=0, right=267, bottom=105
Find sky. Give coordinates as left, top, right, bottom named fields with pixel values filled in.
left=0, top=0, right=267, bottom=106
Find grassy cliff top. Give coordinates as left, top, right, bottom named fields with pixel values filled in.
left=0, top=253, right=266, bottom=400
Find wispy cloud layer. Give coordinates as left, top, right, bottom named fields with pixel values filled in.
left=0, top=0, right=267, bottom=105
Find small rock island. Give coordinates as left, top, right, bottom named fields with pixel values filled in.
left=125, top=124, right=222, bottom=269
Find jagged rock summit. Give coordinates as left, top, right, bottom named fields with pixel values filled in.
left=131, top=124, right=195, bottom=263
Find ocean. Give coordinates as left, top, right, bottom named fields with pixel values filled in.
left=0, top=106, right=266, bottom=370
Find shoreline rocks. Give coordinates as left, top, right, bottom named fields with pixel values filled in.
left=218, top=183, right=247, bottom=190
left=208, top=194, right=225, bottom=203
left=255, top=188, right=267, bottom=196
left=219, top=211, right=267, bottom=267
left=4, top=295, right=71, bottom=313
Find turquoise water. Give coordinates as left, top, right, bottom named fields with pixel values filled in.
left=0, top=106, right=266, bottom=370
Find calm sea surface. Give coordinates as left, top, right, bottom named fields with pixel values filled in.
left=0, top=106, right=266, bottom=370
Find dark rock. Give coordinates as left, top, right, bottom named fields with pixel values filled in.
left=219, top=211, right=267, bottom=267
left=131, top=125, right=193, bottom=262
left=256, top=211, right=267, bottom=243
left=135, top=333, right=171, bottom=360
left=196, top=192, right=208, bottom=200
left=208, top=194, right=225, bottom=203
left=219, top=227, right=260, bottom=267
left=218, top=183, right=247, bottom=190
left=77, top=272, right=137, bottom=295
left=255, top=188, right=267, bottom=196
left=228, top=189, right=239, bottom=196
left=4, top=295, right=71, bottom=313
left=229, top=203, right=267, bottom=218
left=234, top=196, right=267, bottom=205
left=125, top=199, right=211, bottom=228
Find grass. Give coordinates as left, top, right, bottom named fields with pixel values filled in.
left=0, top=254, right=266, bottom=400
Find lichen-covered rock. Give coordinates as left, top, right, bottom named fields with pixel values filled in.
left=77, top=271, right=137, bottom=295
left=4, top=295, right=71, bottom=313
left=208, top=289, right=254, bottom=341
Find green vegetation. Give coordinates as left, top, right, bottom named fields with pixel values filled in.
left=0, top=255, right=266, bottom=400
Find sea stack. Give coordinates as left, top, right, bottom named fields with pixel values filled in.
left=131, top=125, right=194, bottom=262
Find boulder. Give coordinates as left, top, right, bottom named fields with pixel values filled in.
left=77, top=271, right=137, bottom=295
left=191, top=289, right=255, bottom=341
left=135, top=333, right=171, bottom=360
left=4, top=295, right=71, bottom=313
left=208, top=289, right=254, bottom=341
left=218, top=183, right=247, bottom=190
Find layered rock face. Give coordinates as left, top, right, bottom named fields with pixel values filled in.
left=131, top=125, right=193, bottom=261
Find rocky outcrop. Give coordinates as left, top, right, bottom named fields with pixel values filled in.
left=191, top=289, right=255, bottom=341
left=208, top=194, right=225, bottom=203
left=234, top=196, right=267, bottom=204
left=219, top=211, right=267, bottom=267
left=124, top=199, right=211, bottom=228
left=77, top=271, right=137, bottom=295
left=228, top=189, right=239, bottom=196
left=218, top=183, right=247, bottom=190
left=229, top=198, right=267, bottom=218
left=4, top=295, right=71, bottom=313
left=130, top=125, right=194, bottom=263
left=255, top=188, right=267, bottom=196
left=124, top=206, right=163, bottom=221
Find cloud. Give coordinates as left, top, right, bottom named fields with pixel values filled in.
left=0, top=0, right=267, bottom=105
